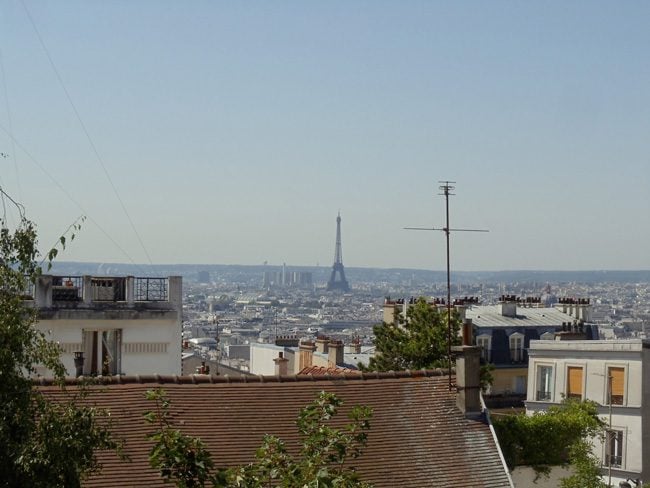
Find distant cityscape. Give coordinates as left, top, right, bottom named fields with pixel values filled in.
left=49, top=260, right=650, bottom=360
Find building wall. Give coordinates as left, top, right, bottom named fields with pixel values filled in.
left=526, top=340, right=647, bottom=484
left=510, top=466, right=573, bottom=488
left=31, top=275, right=183, bottom=377
left=492, top=367, right=528, bottom=395
left=249, top=343, right=296, bottom=375
left=37, top=317, right=181, bottom=376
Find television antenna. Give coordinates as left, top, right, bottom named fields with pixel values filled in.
left=405, top=181, right=489, bottom=390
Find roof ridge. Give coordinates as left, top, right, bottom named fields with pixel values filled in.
left=34, top=368, right=452, bottom=387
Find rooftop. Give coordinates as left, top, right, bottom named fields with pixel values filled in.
left=39, top=371, right=512, bottom=488
left=466, top=305, right=579, bottom=328
left=25, top=274, right=181, bottom=319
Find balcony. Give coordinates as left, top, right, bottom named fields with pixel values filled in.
left=26, top=275, right=181, bottom=319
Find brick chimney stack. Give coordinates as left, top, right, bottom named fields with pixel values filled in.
left=328, top=340, right=344, bottom=367
left=299, top=340, right=316, bottom=370
left=274, top=351, right=289, bottom=376
left=315, top=336, right=330, bottom=354
left=452, top=345, right=482, bottom=418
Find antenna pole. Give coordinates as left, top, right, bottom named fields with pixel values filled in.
left=442, top=182, right=453, bottom=390
left=405, top=181, right=488, bottom=391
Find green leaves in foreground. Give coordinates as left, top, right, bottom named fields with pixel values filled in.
left=144, top=389, right=373, bottom=488
left=1, top=215, right=122, bottom=487
left=492, top=398, right=606, bottom=485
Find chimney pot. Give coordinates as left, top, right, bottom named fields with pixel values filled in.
left=274, top=351, right=289, bottom=376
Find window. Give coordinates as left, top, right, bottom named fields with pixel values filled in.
left=82, top=329, right=122, bottom=375
left=476, top=335, right=491, bottom=362
left=536, top=365, right=553, bottom=401
left=607, top=367, right=625, bottom=405
left=509, top=333, right=524, bottom=363
left=514, top=375, right=527, bottom=394
left=540, top=332, right=555, bottom=341
left=566, top=366, right=584, bottom=400
left=605, top=429, right=623, bottom=467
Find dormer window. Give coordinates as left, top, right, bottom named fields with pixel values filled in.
left=476, top=334, right=492, bottom=362
left=509, top=333, right=525, bottom=363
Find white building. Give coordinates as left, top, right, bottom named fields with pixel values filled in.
left=29, top=274, right=182, bottom=377
left=526, top=339, right=648, bottom=486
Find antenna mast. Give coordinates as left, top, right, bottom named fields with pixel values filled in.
left=405, top=181, right=488, bottom=390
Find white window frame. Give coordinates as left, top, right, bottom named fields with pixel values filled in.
left=565, top=364, right=585, bottom=401
left=476, top=334, right=492, bottom=362
left=536, top=364, right=554, bottom=401
left=604, top=363, right=627, bottom=407
left=509, top=332, right=525, bottom=363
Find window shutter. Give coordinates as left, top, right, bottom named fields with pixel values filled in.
left=567, top=367, right=583, bottom=398
left=609, top=367, right=625, bottom=403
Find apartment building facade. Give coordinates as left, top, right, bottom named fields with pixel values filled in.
left=526, top=339, right=649, bottom=486
left=29, top=274, right=182, bottom=377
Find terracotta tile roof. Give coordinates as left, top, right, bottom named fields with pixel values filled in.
left=298, top=365, right=357, bottom=375
left=38, top=371, right=512, bottom=488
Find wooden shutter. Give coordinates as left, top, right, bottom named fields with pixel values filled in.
left=567, top=367, right=583, bottom=398
left=609, top=367, right=625, bottom=404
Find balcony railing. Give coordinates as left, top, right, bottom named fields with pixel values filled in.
left=52, top=276, right=83, bottom=301
left=29, top=275, right=177, bottom=307
left=134, top=277, right=168, bottom=301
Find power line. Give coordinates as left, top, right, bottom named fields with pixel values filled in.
left=0, top=122, right=148, bottom=274
left=20, top=0, right=154, bottom=266
left=0, top=45, right=22, bottom=203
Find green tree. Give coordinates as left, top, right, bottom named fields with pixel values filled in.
left=492, top=399, right=605, bottom=482
left=560, top=439, right=607, bottom=488
left=144, top=389, right=373, bottom=487
left=0, top=212, right=121, bottom=487
left=362, top=297, right=461, bottom=372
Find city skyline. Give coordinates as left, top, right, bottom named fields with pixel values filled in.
left=1, top=1, right=649, bottom=271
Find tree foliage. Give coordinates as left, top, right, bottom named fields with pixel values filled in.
left=492, top=399, right=605, bottom=480
left=145, top=389, right=373, bottom=487
left=559, top=439, right=607, bottom=488
left=362, top=297, right=461, bottom=372
left=0, top=214, right=121, bottom=487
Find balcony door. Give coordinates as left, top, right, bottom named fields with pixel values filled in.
left=82, top=329, right=121, bottom=375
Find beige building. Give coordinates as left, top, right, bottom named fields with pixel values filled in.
left=29, top=274, right=182, bottom=377
left=527, top=339, right=648, bottom=486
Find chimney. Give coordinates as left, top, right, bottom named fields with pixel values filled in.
left=454, top=304, right=467, bottom=321
left=452, top=345, right=482, bottom=418
left=315, top=336, right=329, bottom=354
left=299, top=340, right=316, bottom=370
left=274, top=351, right=289, bottom=376
left=498, top=295, right=517, bottom=317
left=462, top=318, right=473, bottom=346
left=328, top=340, right=344, bottom=367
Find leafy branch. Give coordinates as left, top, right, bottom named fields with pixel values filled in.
left=144, top=389, right=373, bottom=488
left=41, top=215, right=86, bottom=270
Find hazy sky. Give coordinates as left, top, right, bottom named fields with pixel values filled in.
left=1, top=1, right=649, bottom=271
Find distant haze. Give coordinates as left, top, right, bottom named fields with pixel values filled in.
left=1, top=1, right=648, bottom=271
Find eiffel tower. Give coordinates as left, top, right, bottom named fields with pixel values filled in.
left=326, top=212, right=350, bottom=292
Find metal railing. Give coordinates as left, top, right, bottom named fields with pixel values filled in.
left=135, top=277, right=168, bottom=301
left=52, top=276, right=83, bottom=301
